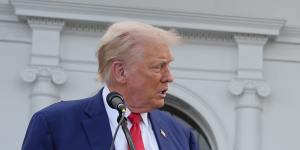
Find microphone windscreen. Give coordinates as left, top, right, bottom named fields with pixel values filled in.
left=106, top=92, right=124, bottom=109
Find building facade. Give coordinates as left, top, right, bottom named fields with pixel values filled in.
left=0, top=0, right=300, bottom=150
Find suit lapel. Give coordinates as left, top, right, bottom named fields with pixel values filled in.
left=81, top=89, right=113, bottom=150
left=149, top=111, right=172, bottom=150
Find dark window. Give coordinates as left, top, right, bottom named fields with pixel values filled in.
left=160, top=94, right=212, bottom=150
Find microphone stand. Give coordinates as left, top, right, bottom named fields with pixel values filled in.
left=110, top=111, right=136, bottom=150
left=118, top=113, right=136, bottom=150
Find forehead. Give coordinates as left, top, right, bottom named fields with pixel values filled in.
left=139, top=41, right=173, bottom=59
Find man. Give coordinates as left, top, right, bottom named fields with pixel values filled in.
left=22, top=21, right=199, bottom=150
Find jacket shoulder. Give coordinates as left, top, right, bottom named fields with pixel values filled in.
left=34, top=92, right=101, bottom=123
left=39, top=98, right=89, bottom=116
left=151, top=110, right=190, bottom=132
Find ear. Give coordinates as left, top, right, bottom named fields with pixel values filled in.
left=111, top=61, right=127, bottom=84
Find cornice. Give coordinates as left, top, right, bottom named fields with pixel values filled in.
left=178, top=29, right=234, bottom=43
left=64, top=21, right=235, bottom=42
left=27, top=17, right=65, bottom=30
left=275, top=26, right=300, bottom=44
left=64, top=21, right=271, bottom=44
left=11, top=0, right=285, bottom=36
left=0, top=3, right=19, bottom=22
left=234, top=33, right=268, bottom=45
left=64, top=22, right=108, bottom=34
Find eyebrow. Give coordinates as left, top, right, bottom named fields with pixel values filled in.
left=157, top=56, right=174, bottom=62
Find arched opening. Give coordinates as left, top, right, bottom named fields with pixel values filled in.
left=160, top=94, right=215, bottom=150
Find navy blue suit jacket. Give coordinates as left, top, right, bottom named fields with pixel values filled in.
left=22, top=89, right=199, bottom=150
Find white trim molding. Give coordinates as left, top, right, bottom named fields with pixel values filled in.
left=0, top=3, right=19, bottom=22
left=275, top=26, right=300, bottom=44
left=27, top=17, right=65, bottom=30
left=11, top=0, right=285, bottom=36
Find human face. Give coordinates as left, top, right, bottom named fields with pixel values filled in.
left=123, top=41, right=174, bottom=113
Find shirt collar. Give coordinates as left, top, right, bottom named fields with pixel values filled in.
left=102, top=85, right=149, bottom=127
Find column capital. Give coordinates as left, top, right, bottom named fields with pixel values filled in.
left=21, top=66, right=67, bottom=85
left=229, top=79, right=271, bottom=97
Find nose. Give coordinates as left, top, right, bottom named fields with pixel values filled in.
left=161, top=66, right=173, bottom=83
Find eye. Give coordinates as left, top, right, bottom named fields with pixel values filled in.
left=153, top=63, right=164, bottom=69
left=150, top=64, right=163, bottom=73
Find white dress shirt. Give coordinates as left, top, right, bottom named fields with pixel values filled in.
left=102, top=86, right=159, bottom=150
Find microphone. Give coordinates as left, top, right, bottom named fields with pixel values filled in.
left=106, top=91, right=126, bottom=113
left=107, top=92, right=136, bottom=150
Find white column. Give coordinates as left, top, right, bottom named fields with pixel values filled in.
left=229, top=34, right=271, bottom=150
left=21, top=17, right=66, bottom=115
left=21, top=67, right=66, bottom=115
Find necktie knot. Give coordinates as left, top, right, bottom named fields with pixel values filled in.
left=128, top=113, right=142, bottom=124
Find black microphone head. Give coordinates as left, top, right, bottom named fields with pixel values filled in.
left=106, top=91, right=126, bottom=112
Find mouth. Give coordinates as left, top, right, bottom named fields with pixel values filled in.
left=158, top=88, right=168, bottom=98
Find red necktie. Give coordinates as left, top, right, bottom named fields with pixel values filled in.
left=128, top=113, right=145, bottom=150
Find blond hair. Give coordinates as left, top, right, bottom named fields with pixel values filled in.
left=97, top=21, right=180, bottom=83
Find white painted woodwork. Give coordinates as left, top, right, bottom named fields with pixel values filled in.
left=1, top=1, right=300, bottom=150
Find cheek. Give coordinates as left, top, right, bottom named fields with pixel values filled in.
left=129, top=71, right=160, bottom=85
left=126, top=69, right=162, bottom=93
left=131, top=77, right=159, bottom=97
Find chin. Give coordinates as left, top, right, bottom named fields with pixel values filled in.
left=154, top=101, right=165, bottom=108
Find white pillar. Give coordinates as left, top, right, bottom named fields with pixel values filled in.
left=21, top=67, right=66, bottom=115
left=21, top=17, right=66, bottom=116
left=229, top=79, right=270, bottom=150
left=230, top=34, right=271, bottom=150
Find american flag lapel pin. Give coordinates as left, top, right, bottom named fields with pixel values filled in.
left=160, top=129, right=167, bottom=138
